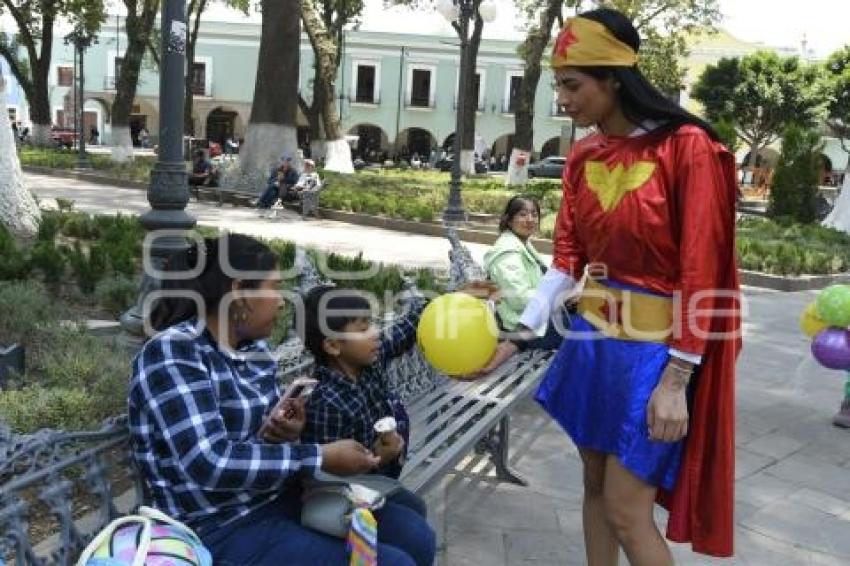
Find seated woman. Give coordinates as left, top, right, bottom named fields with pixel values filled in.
left=481, top=195, right=571, bottom=372
left=129, top=232, right=436, bottom=566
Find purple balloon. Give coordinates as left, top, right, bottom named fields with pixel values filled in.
left=811, top=328, right=850, bottom=370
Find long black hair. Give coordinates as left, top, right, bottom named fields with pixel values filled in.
left=149, top=233, right=278, bottom=331
left=499, top=195, right=541, bottom=233
left=575, top=8, right=720, bottom=141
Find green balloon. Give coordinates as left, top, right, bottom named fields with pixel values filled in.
left=815, top=285, right=850, bottom=328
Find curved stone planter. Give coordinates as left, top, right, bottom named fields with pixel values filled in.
left=739, top=270, right=850, bottom=292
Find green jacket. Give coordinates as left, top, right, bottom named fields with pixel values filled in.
left=483, top=231, right=547, bottom=331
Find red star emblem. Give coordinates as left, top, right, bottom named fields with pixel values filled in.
left=555, top=25, right=579, bottom=58
left=599, top=299, right=624, bottom=326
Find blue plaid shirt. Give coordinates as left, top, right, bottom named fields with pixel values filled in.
left=128, top=319, right=322, bottom=530
left=302, top=299, right=427, bottom=474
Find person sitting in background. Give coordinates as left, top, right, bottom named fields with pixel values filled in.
left=289, top=158, right=322, bottom=200
left=257, top=157, right=299, bottom=209
left=188, top=150, right=214, bottom=187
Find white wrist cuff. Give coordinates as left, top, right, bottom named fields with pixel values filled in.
left=668, top=348, right=702, bottom=365
left=518, top=268, right=576, bottom=336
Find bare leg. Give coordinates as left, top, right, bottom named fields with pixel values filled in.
left=602, top=456, right=673, bottom=566
left=579, top=449, right=619, bottom=566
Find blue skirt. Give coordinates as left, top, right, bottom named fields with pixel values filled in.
left=535, top=315, right=684, bottom=490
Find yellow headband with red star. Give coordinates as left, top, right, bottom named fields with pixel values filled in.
left=551, top=17, right=638, bottom=68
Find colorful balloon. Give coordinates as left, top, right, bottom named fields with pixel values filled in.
left=811, top=328, right=850, bottom=370
left=417, top=293, right=498, bottom=376
left=800, top=302, right=830, bottom=338
left=815, top=285, right=850, bottom=328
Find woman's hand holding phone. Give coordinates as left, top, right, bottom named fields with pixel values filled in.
left=259, top=377, right=317, bottom=443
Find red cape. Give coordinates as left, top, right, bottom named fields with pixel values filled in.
left=657, top=144, right=741, bottom=557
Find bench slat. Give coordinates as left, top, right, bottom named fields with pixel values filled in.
left=401, top=352, right=552, bottom=494
left=402, top=351, right=552, bottom=494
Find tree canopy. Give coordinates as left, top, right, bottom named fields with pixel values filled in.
left=824, top=46, right=850, bottom=149
left=594, top=0, right=721, bottom=94
left=692, top=51, right=826, bottom=159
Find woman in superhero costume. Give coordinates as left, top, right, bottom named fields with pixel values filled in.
left=513, top=8, right=741, bottom=564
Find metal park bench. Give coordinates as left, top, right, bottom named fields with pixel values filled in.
left=190, top=162, right=325, bottom=219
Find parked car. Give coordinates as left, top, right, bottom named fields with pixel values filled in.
left=51, top=127, right=78, bottom=149
left=527, top=156, right=566, bottom=178
left=435, top=155, right=489, bottom=174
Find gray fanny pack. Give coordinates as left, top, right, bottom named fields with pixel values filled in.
left=300, top=471, right=404, bottom=538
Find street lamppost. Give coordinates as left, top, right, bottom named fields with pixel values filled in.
left=437, top=0, right=496, bottom=225
left=394, top=46, right=409, bottom=159
left=120, top=0, right=196, bottom=339
left=64, top=27, right=97, bottom=170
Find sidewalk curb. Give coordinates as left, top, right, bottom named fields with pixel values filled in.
left=739, top=270, right=850, bottom=292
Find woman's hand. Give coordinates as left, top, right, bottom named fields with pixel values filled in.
left=646, top=360, right=692, bottom=443
left=473, top=340, right=519, bottom=377
left=459, top=280, right=501, bottom=302
left=259, top=397, right=306, bottom=443
left=321, top=440, right=381, bottom=475
left=372, top=431, right=405, bottom=466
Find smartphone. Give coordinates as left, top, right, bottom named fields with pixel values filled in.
left=280, top=376, right=319, bottom=401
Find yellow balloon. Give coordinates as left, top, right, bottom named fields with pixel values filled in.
left=417, top=293, right=499, bottom=376
left=800, top=302, right=830, bottom=338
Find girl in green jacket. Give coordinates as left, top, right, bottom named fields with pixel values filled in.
left=482, top=196, right=569, bottom=371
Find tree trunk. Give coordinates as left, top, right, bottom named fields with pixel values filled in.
left=301, top=0, right=352, bottom=173
left=235, top=0, right=301, bottom=189
left=508, top=0, right=563, bottom=186
left=0, top=78, right=40, bottom=238
left=29, top=45, right=53, bottom=147
left=823, top=159, right=850, bottom=233
left=460, top=11, right=484, bottom=176
left=112, top=0, right=160, bottom=162
left=184, top=0, right=207, bottom=137
left=299, top=93, right=324, bottom=160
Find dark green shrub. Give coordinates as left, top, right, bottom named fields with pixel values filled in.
left=0, top=386, right=95, bottom=432
left=0, top=281, right=59, bottom=349
left=0, top=224, right=29, bottom=280
left=55, top=197, right=75, bottom=212
left=66, top=242, right=106, bottom=294
left=767, top=124, right=822, bottom=223
left=94, top=276, right=139, bottom=317
left=30, top=240, right=66, bottom=284
left=60, top=212, right=100, bottom=239
left=713, top=118, right=740, bottom=153
left=37, top=211, right=61, bottom=242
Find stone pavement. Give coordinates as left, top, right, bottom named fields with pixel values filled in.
left=25, top=172, right=850, bottom=564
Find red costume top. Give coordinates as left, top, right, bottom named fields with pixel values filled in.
left=554, top=124, right=741, bottom=557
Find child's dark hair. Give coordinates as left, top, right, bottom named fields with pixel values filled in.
left=499, top=195, right=541, bottom=233
left=303, top=285, right=373, bottom=365
left=149, top=233, right=278, bottom=331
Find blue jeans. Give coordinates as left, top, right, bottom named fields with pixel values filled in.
left=257, top=184, right=279, bottom=208
left=199, top=495, right=435, bottom=566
